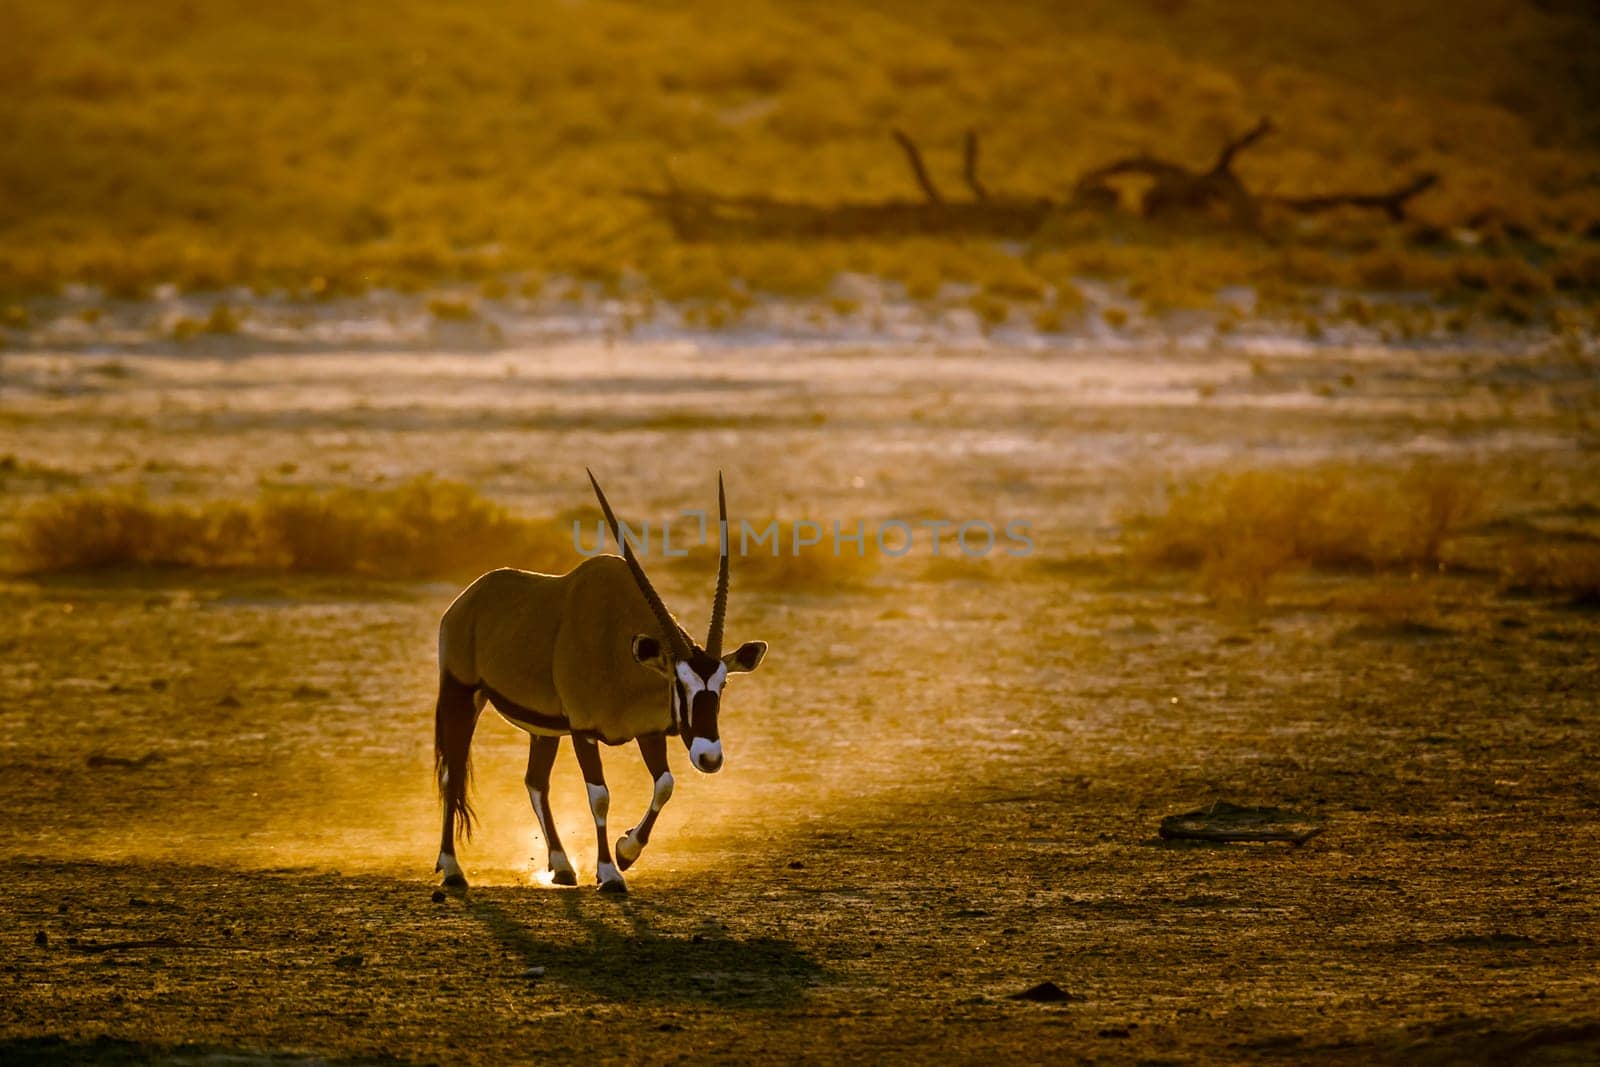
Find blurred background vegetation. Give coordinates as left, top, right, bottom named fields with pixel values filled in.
left=3, top=0, right=1599, bottom=320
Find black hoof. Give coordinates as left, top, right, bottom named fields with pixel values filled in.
left=550, top=869, right=578, bottom=887
left=614, top=837, right=637, bottom=872
left=442, top=873, right=468, bottom=889
left=598, top=879, right=628, bottom=895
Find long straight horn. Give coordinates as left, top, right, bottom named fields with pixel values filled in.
left=586, top=468, right=692, bottom=659
left=706, top=472, right=730, bottom=657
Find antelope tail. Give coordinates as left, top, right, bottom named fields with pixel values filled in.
left=434, top=672, right=479, bottom=841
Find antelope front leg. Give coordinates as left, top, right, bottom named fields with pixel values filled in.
left=573, top=736, right=626, bottom=894
left=525, top=735, right=577, bottom=886
left=615, top=732, right=673, bottom=872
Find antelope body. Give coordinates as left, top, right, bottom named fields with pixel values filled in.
left=433, top=472, right=766, bottom=892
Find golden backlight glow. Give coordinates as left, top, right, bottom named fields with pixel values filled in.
left=1, top=2, right=1598, bottom=1063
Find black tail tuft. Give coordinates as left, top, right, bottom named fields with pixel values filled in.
left=434, top=672, right=480, bottom=841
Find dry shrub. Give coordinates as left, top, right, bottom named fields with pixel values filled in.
left=1032, top=304, right=1070, bottom=333
left=1131, top=464, right=1484, bottom=600
left=257, top=478, right=568, bottom=576
left=16, top=492, right=256, bottom=571
left=15, top=485, right=882, bottom=591
left=967, top=292, right=1012, bottom=329
left=1395, top=464, right=1486, bottom=566
left=14, top=478, right=571, bottom=579
left=171, top=303, right=242, bottom=342
left=426, top=297, right=478, bottom=322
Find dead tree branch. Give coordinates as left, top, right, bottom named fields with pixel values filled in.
left=1273, top=172, right=1439, bottom=222
left=1210, top=117, right=1273, bottom=175
left=963, top=130, right=988, bottom=201
left=892, top=129, right=945, bottom=205
left=624, top=119, right=1438, bottom=241
left=1072, top=116, right=1429, bottom=230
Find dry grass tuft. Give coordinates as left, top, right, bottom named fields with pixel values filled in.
left=14, top=484, right=888, bottom=591
left=171, top=303, right=243, bottom=342
left=1130, top=464, right=1484, bottom=601
left=17, top=492, right=250, bottom=572
left=426, top=297, right=479, bottom=322
left=14, top=477, right=572, bottom=579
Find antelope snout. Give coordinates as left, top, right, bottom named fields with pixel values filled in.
left=689, top=736, right=723, bottom=774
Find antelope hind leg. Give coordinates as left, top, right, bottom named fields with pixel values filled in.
left=526, top=734, right=578, bottom=886
left=434, top=678, right=482, bottom=889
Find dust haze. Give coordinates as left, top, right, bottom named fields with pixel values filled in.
left=4, top=336, right=1598, bottom=1063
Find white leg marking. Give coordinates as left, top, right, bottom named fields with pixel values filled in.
left=586, top=782, right=609, bottom=823
left=618, top=771, right=673, bottom=867
left=616, top=835, right=643, bottom=864
left=587, top=784, right=623, bottom=887
left=529, top=787, right=550, bottom=832
left=528, top=787, right=574, bottom=878
left=437, top=852, right=463, bottom=879
left=652, top=771, right=675, bottom=809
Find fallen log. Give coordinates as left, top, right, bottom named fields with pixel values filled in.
left=1074, top=117, right=1437, bottom=227
left=625, top=121, right=1437, bottom=241
left=625, top=128, right=1053, bottom=240
left=623, top=188, right=1053, bottom=241
left=1074, top=118, right=1271, bottom=228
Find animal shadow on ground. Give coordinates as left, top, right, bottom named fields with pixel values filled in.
left=464, top=889, right=827, bottom=1008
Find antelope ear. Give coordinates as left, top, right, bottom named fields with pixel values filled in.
left=723, top=640, right=767, bottom=674
left=631, top=635, right=668, bottom=670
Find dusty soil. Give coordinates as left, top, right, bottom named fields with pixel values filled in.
left=1, top=334, right=1597, bottom=1064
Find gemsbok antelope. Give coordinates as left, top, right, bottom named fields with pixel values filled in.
left=432, top=470, right=767, bottom=892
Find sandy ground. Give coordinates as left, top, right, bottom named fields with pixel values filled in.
left=1, top=330, right=1597, bottom=1064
